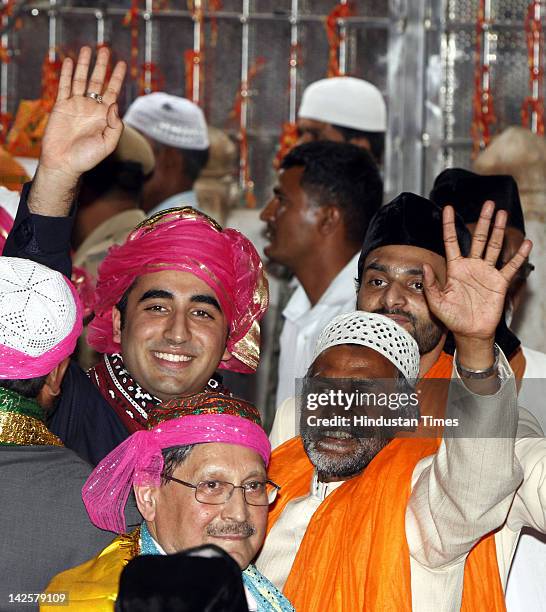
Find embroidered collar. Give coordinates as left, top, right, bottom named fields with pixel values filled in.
left=0, top=386, right=63, bottom=446
left=88, top=353, right=231, bottom=434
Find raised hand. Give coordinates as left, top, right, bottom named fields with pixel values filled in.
left=423, top=201, right=532, bottom=367
left=39, top=46, right=127, bottom=180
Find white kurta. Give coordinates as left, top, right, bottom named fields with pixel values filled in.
left=505, top=345, right=546, bottom=612
left=259, top=354, right=525, bottom=611
left=275, top=253, right=359, bottom=408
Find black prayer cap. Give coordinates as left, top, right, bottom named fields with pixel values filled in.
left=357, top=192, right=471, bottom=284
left=115, top=544, right=249, bottom=612
left=429, top=168, right=525, bottom=234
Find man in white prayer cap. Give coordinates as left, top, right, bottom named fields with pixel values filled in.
left=124, top=92, right=210, bottom=216
left=256, top=308, right=524, bottom=610
left=296, top=76, right=387, bottom=164
left=0, top=257, right=115, bottom=605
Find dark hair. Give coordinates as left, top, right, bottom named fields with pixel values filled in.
left=281, top=141, right=383, bottom=246
left=0, top=376, right=48, bottom=399
left=80, top=159, right=146, bottom=205
left=115, top=279, right=138, bottom=330
left=330, top=124, right=385, bottom=165
left=181, top=147, right=210, bottom=183
left=161, top=444, right=196, bottom=484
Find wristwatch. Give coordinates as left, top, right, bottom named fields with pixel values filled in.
left=455, top=344, right=500, bottom=379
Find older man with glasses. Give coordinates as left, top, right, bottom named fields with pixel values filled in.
left=44, top=393, right=293, bottom=612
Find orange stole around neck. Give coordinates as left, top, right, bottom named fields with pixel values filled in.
left=267, top=351, right=506, bottom=611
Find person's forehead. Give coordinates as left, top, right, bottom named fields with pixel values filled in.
left=132, top=270, right=219, bottom=299
left=177, top=442, right=266, bottom=477
left=365, top=245, right=446, bottom=274
left=312, top=344, right=396, bottom=377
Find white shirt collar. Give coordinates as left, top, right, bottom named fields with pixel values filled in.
left=283, top=252, right=359, bottom=323
left=311, top=471, right=345, bottom=501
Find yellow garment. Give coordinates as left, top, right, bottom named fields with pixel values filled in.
left=42, top=528, right=140, bottom=611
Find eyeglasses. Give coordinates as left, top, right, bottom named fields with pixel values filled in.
left=163, top=476, right=281, bottom=506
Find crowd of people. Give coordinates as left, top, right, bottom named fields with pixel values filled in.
left=1, top=44, right=546, bottom=612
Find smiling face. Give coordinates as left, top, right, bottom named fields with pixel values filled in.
left=302, top=344, right=396, bottom=481
left=136, top=443, right=268, bottom=569
left=357, top=245, right=447, bottom=355
left=112, top=270, right=230, bottom=401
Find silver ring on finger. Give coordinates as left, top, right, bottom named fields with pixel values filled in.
left=86, top=92, right=103, bottom=104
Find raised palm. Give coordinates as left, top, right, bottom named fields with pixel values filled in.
left=423, top=202, right=532, bottom=340
left=39, top=46, right=127, bottom=179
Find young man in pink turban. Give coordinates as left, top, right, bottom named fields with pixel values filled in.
left=4, top=47, right=268, bottom=465
left=43, top=393, right=294, bottom=612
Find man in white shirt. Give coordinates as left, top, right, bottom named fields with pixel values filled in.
left=260, top=141, right=383, bottom=408
left=296, top=76, right=387, bottom=166
left=124, top=92, right=210, bottom=216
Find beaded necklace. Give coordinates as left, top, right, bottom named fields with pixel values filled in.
left=0, top=386, right=63, bottom=446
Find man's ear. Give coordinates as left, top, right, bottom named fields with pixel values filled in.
left=317, top=204, right=342, bottom=236
left=134, top=485, right=158, bottom=522
left=112, top=305, right=122, bottom=344
left=36, top=357, right=70, bottom=410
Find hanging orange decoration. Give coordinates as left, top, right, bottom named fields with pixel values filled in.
left=209, top=0, right=222, bottom=47
left=184, top=49, right=203, bottom=102
left=228, top=57, right=266, bottom=208
left=521, top=1, right=544, bottom=135
left=0, top=0, right=16, bottom=143
left=41, top=53, right=64, bottom=110
left=274, top=41, right=303, bottom=168
left=325, top=2, right=355, bottom=78
left=274, top=122, right=299, bottom=169
left=184, top=0, right=206, bottom=106
left=123, top=0, right=140, bottom=81
left=471, top=0, right=496, bottom=156
left=5, top=49, right=63, bottom=157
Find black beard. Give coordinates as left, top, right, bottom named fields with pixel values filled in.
left=373, top=307, right=443, bottom=355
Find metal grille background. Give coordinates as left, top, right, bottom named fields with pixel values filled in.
left=7, top=0, right=389, bottom=207
left=4, top=1, right=543, bottom=202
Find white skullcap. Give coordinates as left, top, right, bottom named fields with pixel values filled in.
left=0, top=258, right=83, bottom=378
left=298, top=77, right=387, bottom=132
left=312, top=311, right=419, bottom=381
left=124, top=92, right=209, bottom=150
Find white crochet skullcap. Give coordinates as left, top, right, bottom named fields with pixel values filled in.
left=0, top=258, right=82, bottom=378
left=312, top=311, right=420, bottom=381
left=298, top=77, right=387, bottom=132
left=124, top=92, right=209, bottom=150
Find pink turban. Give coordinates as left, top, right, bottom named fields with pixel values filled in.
left=87, top=207, right=268, bottom=373
left=0, top=205, right=13, bottom=254
left=83, top=412, right=271, bottom=533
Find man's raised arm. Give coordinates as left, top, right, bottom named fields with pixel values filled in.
left=4, top=46, right=126, bottom=276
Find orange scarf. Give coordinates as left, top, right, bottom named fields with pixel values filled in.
left=267, top=351, right=506, bottom=611
left=268, top=437, right=505, bottom=611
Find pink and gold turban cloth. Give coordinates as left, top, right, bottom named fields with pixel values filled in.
left=83, top=392, right=271, bottom=533
left=87, top=207, right=269, bottom=373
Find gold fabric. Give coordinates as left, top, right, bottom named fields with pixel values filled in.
left=42, top=528, right=141, bottom=611
left=0, top=411, right=63, bottom=446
